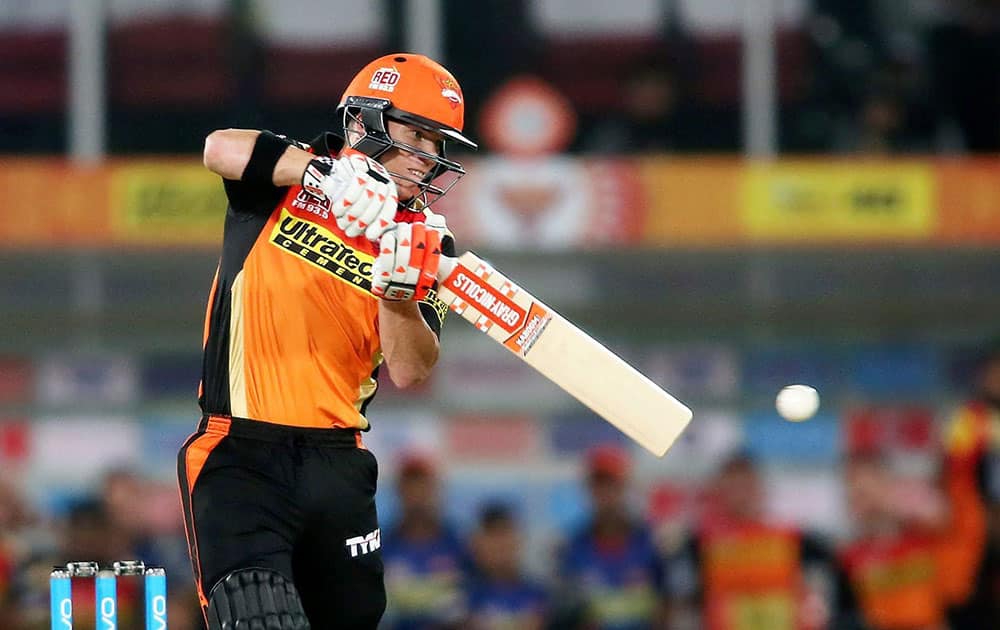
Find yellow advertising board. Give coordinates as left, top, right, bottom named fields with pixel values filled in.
left=0, top=160, right=110, bottom=246
left=109, top=162, right=225, bottom=245
left=934, top=159, right=1000, bottom=244
left=742, top=162, right=935, bottom=242
left=638, top=158, right=743, bottom=245
left=0, top=157, right=997, bottom=249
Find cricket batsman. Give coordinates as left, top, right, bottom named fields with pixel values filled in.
left=176, top=53, right=476, bottom=629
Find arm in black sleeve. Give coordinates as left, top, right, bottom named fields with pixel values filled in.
left=801, top=533, right=835, bottom=567
left=799, top=533, right=846, bottom=629
left=223, top=131, right=298, bottom=217
left=660, top=533, right=703, bottom=628
left=663, top=533, right=702, bottom=601
left=831, top=556, right=867, bottom=630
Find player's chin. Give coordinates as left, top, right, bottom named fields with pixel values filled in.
left=393, top=180, right=421, bottom=201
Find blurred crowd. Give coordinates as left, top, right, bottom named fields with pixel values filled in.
left=550, top=0, right=1000, bottom=155
left=0, top=469, right=201, bottom=629
left=1, top=1, right=999, bottom=629
left=3, top=0, right=1000, bottom=155
left=382, top=365, right=1000, bottom=630
left=0, top=347, right=998, bottom=629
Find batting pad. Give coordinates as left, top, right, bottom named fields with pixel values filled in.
left=207, top=568, right=310, bottom=630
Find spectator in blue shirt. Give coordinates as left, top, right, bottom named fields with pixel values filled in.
left=381, top=453, right=466, bottom=630
left=465, top=501, right=548, bottom=629
left=555, top=445, right=666, bottom=630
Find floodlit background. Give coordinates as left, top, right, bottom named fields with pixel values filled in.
left=1, top=1, right=999, bottom=629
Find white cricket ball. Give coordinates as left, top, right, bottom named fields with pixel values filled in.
left=775, top=384, right=820, bottom=422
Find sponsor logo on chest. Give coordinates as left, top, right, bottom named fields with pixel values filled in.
left=270, top=207, right=376, bottom=294
left=290, top=188, right=332, bottom=220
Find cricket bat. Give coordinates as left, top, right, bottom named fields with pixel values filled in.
left=436, top=252, right=693, bottom=457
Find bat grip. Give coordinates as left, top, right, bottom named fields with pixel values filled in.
left=437, top=255, right=457, bottom=283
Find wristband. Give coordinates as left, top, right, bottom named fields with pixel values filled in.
left=241, top=130, right=292, bottom=186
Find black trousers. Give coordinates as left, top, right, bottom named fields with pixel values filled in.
left=178, top=415, right=386, bottom=629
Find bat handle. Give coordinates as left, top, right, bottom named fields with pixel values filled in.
left=437, top=255, right=457, bottom=283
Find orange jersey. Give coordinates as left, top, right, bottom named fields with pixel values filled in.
left=199, top=132, right=450, bottom=429
left=840, top=535, right=944, bottom=630
left=937, top=400, right=991, bottom=605
left=698, top=523, right=809, bottom=630
left=836, top=405, right=991, bottom=630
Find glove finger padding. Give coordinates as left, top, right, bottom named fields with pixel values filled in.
left=417, top=228, right=442, bottom=299
left=351, top=151, right=392, bottom=182
left=344, top=178, right=390, bottom=239
left=402, top=223, right=425, bottom=289
left=371, top=226, right=415, bottom=301
left=364, top=187, right=399, bottom=242
left=357, top=154, right=398, bottom=241
left=392, top=223, right=413, bottom=288
left=370, top=222, right=442, bottom=302
left=325, top=153, right=399, bottom=240
left=370, top=229, right=396, bottom=299
left=339, top=177, right=384, bottom=238
left=423, top=210, right=448, bottom=237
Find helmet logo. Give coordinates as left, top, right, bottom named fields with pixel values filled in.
left=369, top=67, right=400, bottom=93
left=435, top=75, right=463, bottom=109
left=441, top=88, right=462, bottom=106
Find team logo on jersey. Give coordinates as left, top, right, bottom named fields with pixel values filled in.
left=271, top=208, right=375, bottom=293
left=369, top=67, right=400, bottom=93
left=436, top=75, right=462, bottom=108
left=290, top=188, right=332, bottom=220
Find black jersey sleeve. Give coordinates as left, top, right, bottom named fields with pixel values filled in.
left=222, top=131, right=305, bottom=218
left=223, top=178, right=288, bottom=218
left=663, top=533, right=701, bottom=601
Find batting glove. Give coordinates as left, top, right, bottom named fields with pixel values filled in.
left=301, top=149, right=398, bottom=241
left=371, top=220, right=444, bottom=301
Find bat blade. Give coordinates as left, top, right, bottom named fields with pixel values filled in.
left=436, top=252, right=693, bottom=457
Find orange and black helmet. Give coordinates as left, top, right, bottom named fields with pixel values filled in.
left=336, top=53, right=477, bottom=208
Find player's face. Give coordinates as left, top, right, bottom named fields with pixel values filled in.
left=473, top=522, right=520, bottom=578
left=398, top=472, right=438, bottom=516
left=980, top=355, right=1000, bottom=401
left=846, top=459, right=891, bottom=525
left=588, top=473, right=626, bottom=516
left=103, top=471, right=143, bottom=531
left=379, top=120, right=444, bottom=201
left=717, top=465, right=763, bottom=520
left=63, top=514, right=118, bottom=559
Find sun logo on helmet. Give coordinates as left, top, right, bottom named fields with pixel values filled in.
left=369, top=67, right=401, bottom=93
left=435, top=75, right=463, bottom=109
